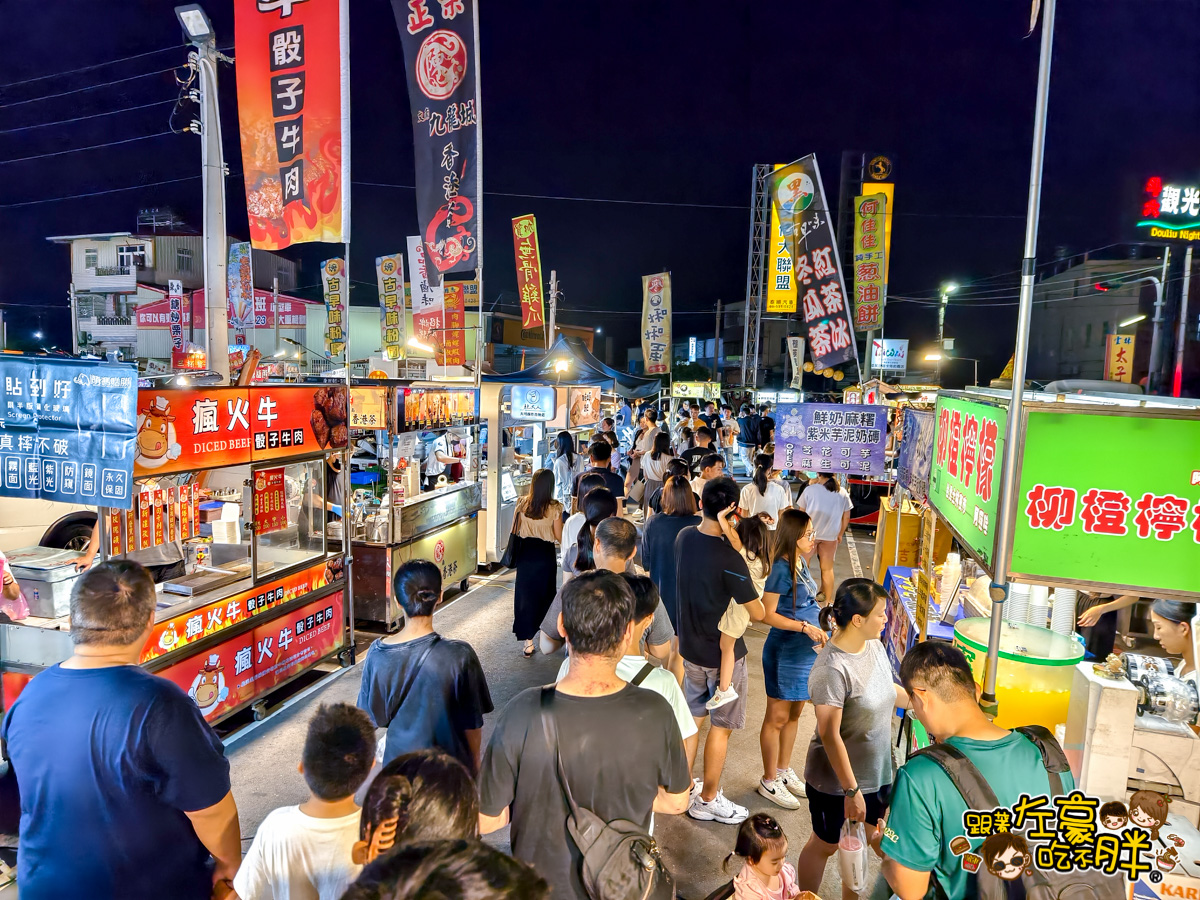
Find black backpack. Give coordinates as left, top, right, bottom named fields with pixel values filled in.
left=914, top=725, right=1126, bottom=900
left=539, top=686, right=675, bottom=900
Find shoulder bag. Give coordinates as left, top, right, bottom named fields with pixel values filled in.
left=499, top=509, right=524, bottom=569
left=539, top=686, right=675, bottom=900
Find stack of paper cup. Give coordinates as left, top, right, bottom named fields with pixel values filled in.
left=1027, top=585, right=1050, bottom=628
left=1005, top=583, right=1031, bottom=623
left=1051, top=588, right=1078, bottom=637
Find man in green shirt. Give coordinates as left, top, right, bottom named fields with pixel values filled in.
left=870, top=642, right=1075, bottom=900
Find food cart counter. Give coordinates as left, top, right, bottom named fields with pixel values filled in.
left=345, top=381, right=481, bottom=629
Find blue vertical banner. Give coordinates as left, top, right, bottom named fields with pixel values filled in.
left=0, top=357, right=139, bottom=508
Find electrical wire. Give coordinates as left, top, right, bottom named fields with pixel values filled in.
left=0, top=99, right=179, bottom=135
left=0, top=46, right=182, bottom=90
left=0, top=130, right=176, bottom=166
left=0, top=174, right=199, bottom=209
left=0, top=65, right=180, bottom=110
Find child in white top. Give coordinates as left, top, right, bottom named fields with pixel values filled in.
left=707, top=514, right=771, bottom=711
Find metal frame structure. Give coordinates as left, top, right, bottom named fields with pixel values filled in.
left=740, top=164, right=771, bottom=389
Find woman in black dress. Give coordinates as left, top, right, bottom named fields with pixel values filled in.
left=510, top=469, right=563, bottom=658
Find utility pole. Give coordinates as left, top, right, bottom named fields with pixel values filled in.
left=712, top=299, right=722, bottom=381
left=68, top=283, right=79, bottom=355
left=1173, top=246, right=1192, bottom=397
left=177, top=5, right=230, bottom=382
left=272, top=275, right=280, bottom=358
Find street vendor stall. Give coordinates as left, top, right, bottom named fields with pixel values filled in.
left=479, top=336, right=659, bottom=563
left=1, top=377, right=352, bottom=728
left=343, top=380, right=481, bottom=629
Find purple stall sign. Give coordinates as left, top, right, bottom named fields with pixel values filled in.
left=773, top=403, right=889, bottom=476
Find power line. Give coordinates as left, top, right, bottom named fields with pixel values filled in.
left=0, top=99, right=179, bottom=135
left=0, top=65, right=180, bottom=110
left=0, top=174, right=199, bottom=209
left=0, top=130, right=176, bottom=166
left=0, top=46, right=182, bottom=90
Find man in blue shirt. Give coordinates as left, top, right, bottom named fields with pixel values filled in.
left=2, top=561, right=241, bottom=900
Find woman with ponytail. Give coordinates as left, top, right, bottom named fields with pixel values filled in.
left=357, top=560, right=493, bottom=773
left=561, top=487, right=618, bottom=584
left=795, top=579, right=909, bottom=897
left=797, top=472, right=852, bottom=603
left=756, top=509, right=825, bottom=811
left=353, top=749, right=479, bottom=865
left=738, top=453, right=792, bottom=530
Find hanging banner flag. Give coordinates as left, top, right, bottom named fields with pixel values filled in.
left=770, top=155, right=857, bottom=371
left=442, top=283, right=467, bottom=366
left=407, top=235, right=444, bottom=350
left=227, top=242, right=254, bottom=338
left=391, top=0, right=480, bottom=275
left=320, top=258, right=346, bottom=359
left=233, top=0, right=350, bottom=250
left=766, top=163, right=797, bottom=314
left=641, top=273, right=672, bottom=376
left=787, top=336, right=805, bottom=389
left=852, top=194, right=887, bottom=332
left=167, top=279, right=184, bottom=355
left=511, top=215, right=546, bottom=338
left=376, top=254, right=406, bottom=360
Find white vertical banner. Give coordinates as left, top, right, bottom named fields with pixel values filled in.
left=787, top=336, right=806, bottom=389
left=407, top=235, right=445, bottom=348
left=640, top=272, right=672, bottom=375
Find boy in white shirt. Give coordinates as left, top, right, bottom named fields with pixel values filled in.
left=233, top=703, right=376, bottom=900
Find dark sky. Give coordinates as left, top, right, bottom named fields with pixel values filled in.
left=2, top=1, right=1198, bottom=385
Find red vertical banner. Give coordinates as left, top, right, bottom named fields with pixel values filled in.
left=511, top=215, right=545, bottom=338
left=152, top=489, right=165, bottom=546
left=233, top=0, right=350, bottom=250
left=109, top=508, right=123, bottom=556
left=166, top=487, right=177, bottom=543
left=441, top=283, right=467, bottom=366
left=138, top=491, right=152, bottom=549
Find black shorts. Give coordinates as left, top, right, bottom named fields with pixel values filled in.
left=805, top=782, right=892, bottom=846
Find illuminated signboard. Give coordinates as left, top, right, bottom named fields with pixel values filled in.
left=1136, top=176, right=1200, bottom=243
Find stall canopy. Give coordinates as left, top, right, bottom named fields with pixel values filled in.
left=484, top=335, right=662, bottom=399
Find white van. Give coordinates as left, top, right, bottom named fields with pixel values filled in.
left=0, top=499, right=96, bottom=553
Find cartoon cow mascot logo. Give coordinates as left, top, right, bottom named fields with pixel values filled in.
left=135, top=395, right=182, bottom=469
left=188, top=653, right=229, bottom=717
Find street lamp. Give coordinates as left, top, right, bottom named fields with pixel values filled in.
left=925, top=352, right=979, bottom=386
left=1118, top=314, right=1146, bottom=329
left=937, top=282, right=959, bottom=381
left=175, top=3, right=229, bottom=382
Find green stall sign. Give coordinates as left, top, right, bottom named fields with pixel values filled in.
left=929, top=393, right=1008, bottom=571
left=1009, top=409, right=1200, bottom=598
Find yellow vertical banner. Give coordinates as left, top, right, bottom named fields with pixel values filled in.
left=1104, top=333, right=1135, bottom=382
left=766, top=163, right=797, bottom=313
left=641, top=273, right=672, bottom=375
left=852, top=194, right=887, bottom=331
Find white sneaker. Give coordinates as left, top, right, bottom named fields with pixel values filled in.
left=688, top=788, right=749, bottom=824
left=777, top=767, right=806, bottom=796
left=758, top=777, right=801, bottom=810
left=705, top=685, right=739, bottom=711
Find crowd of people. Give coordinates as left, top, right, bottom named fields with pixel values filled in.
left=4, top=397, right=1183, bottom=900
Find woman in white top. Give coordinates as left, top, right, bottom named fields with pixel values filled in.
left=1149, top=599, right=1198, bottom=685
left=797, top=472, right=853, bottom=603
left=738, top=453, right=792, bottom=530
left=640, top=432, right=674, bottom=521
left=550, top=430, right=583, bottom=518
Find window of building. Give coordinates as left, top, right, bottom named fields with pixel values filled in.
left=84, top=249, right=97, bottom=269
left=117, top=245, right=145, bottom=270
left=177, top=246, right=193, bottom=271
left=1085, top=323, right=1093, bottom=348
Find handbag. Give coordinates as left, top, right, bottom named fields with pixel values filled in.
left=540, top=687, right=675, bottom=900
left=499, top=511, right=524, bottom=569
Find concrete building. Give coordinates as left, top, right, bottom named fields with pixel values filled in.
left=46, top=230, right=299, bottom=361
left=1026, top=246, right=1167, bottom=383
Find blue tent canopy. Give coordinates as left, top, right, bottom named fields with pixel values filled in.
left=484, top=335, right=662, bottom=399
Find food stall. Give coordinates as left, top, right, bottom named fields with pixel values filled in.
left=921, top=389, right=1200, bottom=735
left=1, top=379, right=352, bottom=727
left=342, top=381, right=481, bottom=629
left=479, top=336, right=659, bottom=564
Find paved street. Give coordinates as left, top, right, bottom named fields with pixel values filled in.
left=225, top=523, right=883, bottom=899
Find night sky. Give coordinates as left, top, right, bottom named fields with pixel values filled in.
left=2, top=1, right=1198, bottom=385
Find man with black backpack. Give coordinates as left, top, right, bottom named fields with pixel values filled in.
left=870, top=642, right=1086, bottom=900
left=479, top=570, right=692, bottom=900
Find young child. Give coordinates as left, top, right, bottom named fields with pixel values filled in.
left=725, top=813, right=800, bottom=900
left=707, top=513, right=771, bottom=710
left=233, top=703, right=376, bottom=900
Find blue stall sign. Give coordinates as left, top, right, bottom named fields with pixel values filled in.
left=510, top=385, right=557, bottom=422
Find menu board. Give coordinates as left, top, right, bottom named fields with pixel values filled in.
left=253, top=467, right=287, bottom=536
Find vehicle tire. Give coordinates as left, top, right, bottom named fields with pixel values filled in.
left=41, top=519, right=96, bottom=552
left=460, top=578, right=471, bottom=593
